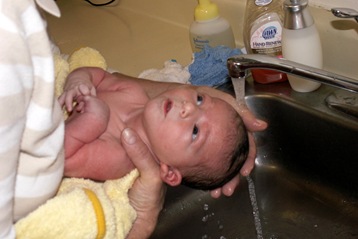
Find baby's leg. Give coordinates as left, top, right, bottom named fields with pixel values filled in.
left=64, top=95, right=110, bottom=158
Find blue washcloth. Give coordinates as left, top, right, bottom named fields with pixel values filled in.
left=189, top=45, right=243, bottom=86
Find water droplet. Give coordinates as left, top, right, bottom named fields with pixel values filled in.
left=202, top=215, right=209, bottom=222
left=203, top=204, right=209, bottom=211
left=180, top=202, right=186, bottom=210
left=270, top=235, right=279, bottom=239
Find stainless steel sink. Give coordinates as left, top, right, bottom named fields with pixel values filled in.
left=150, top=79, right=358, bottom=239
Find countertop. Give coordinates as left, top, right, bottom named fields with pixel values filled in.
left=46, top=0, right=358, bottom=79
left=46, top=0, right=195, bottom=76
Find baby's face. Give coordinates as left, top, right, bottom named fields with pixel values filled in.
left=142, top=85, right=236, bottom=170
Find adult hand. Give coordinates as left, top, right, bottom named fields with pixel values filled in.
left=210, top=133, right=263, bottom=198
left=121, top=128, right=166, bottom=239
left=210, top=104, right=267, bottom=198
left=200, top=86, right=268, bottom=198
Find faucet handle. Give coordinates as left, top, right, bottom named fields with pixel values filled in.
left=331, top=8, right=358, bottom=22
left=326, top=91, right=358, bottom=118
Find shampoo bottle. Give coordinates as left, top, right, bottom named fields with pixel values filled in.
left=282, top=0, right=322, bottom=92
left=243, top=0, right=288, bottom=84
left=189, top=0, right=235, bottom=53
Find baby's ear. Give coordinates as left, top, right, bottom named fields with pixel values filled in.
left=159, top=163, right=182, bottom=187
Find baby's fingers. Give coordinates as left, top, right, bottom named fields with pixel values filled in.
left=76, top=101, right=85, bottom=113
left=59, top=91, right=77, bottom=112
left=58, top=93, right=66, bottom=107
left=68, top=92, right=77, bottom=112
left=58, top=93, right=73, bottom=111
left=78, top=84, right=96, bottom=96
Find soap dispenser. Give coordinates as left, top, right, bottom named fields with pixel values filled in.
left=282, top=0, right=322, bottom=92
left=189, top=0, right=235, bottom=52
left=243, top=0, right=288, bottom=84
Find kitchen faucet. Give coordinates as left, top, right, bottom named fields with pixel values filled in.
left=227, top=54, right=358, bottom=93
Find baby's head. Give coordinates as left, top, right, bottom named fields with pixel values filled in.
left=142, top=85, right=249, bottom=190
left=180, top=107, right=248, bottom=190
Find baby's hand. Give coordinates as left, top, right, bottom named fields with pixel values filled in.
left=58, top=82, right=96, bottom=112
left=75, top=95, right=109, bottom=118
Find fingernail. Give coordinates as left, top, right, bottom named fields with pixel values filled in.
left=210, top=189, right=220, bottom=198
left=242, top=169, right=251, bottom=176
left=226, top=187, right=234, bottom=196
left=253, top=119, right=265, bottom=127
left=122, top=128, right=136, bottom=144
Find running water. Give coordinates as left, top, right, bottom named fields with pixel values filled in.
left=231, top=77, right=246, bottom=103
left=231, top=77, right=264, bottom=239
left=247, top=175, right=264, bottom=239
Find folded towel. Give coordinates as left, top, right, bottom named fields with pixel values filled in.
left=189, top=45, right=243, bottom=86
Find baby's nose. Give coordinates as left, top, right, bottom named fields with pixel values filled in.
left=180, top=101, right=195, bottom=118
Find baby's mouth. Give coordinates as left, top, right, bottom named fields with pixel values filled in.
left=164, top=99, right=172, bottom=116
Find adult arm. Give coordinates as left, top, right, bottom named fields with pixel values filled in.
left=121, top=128, right=166, bottom=239
left=0, top=1, right=64, bottom=238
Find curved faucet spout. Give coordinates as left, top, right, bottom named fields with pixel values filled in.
left=227, top=54, right=358, bottom=93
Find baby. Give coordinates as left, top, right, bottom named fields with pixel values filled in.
left=59, top=67, right=249, bottom=190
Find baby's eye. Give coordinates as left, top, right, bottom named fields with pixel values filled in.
left=196, top=95, right=203, bottom=106
left=192, top=125, right=199, bottom=140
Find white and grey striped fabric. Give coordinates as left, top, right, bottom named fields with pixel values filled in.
left=0, top=0, right=64, bottom=238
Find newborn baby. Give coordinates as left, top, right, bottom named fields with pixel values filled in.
left=60, top=67, right=249, bottom=190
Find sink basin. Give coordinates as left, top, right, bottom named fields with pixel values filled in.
left=150, top=80, right=358, bottom=239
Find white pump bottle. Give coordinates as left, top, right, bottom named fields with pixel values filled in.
left=282, top=0, right=323, bottom=92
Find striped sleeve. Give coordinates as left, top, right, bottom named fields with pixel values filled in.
left=0, top=0, right=64, bottom=238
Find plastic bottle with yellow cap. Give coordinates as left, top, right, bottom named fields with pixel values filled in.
left=189, top=0, right=235, bottom=52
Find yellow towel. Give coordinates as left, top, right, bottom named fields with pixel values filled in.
left=15, top=169, right=139, bottom=239
left=68, top=47, right=107, bottom=73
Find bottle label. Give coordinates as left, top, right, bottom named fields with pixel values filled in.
left=192, top=36, right=210, bottom=51
left=255, top=0, right=272, bottom=6
left=250, top=20, right=283, bottom=56
left=190, top=28, right=235, bottom=52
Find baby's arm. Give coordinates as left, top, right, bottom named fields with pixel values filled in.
left=59, top=67, right=144, bottom=110
left=64, top=95, right=110, bottom=159
left=58, top=67, right=113, bottom=112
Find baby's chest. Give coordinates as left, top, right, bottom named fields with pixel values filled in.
left=98, top=90, right=144, bottom=135
left=99, top=92, right=137, bottom=118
